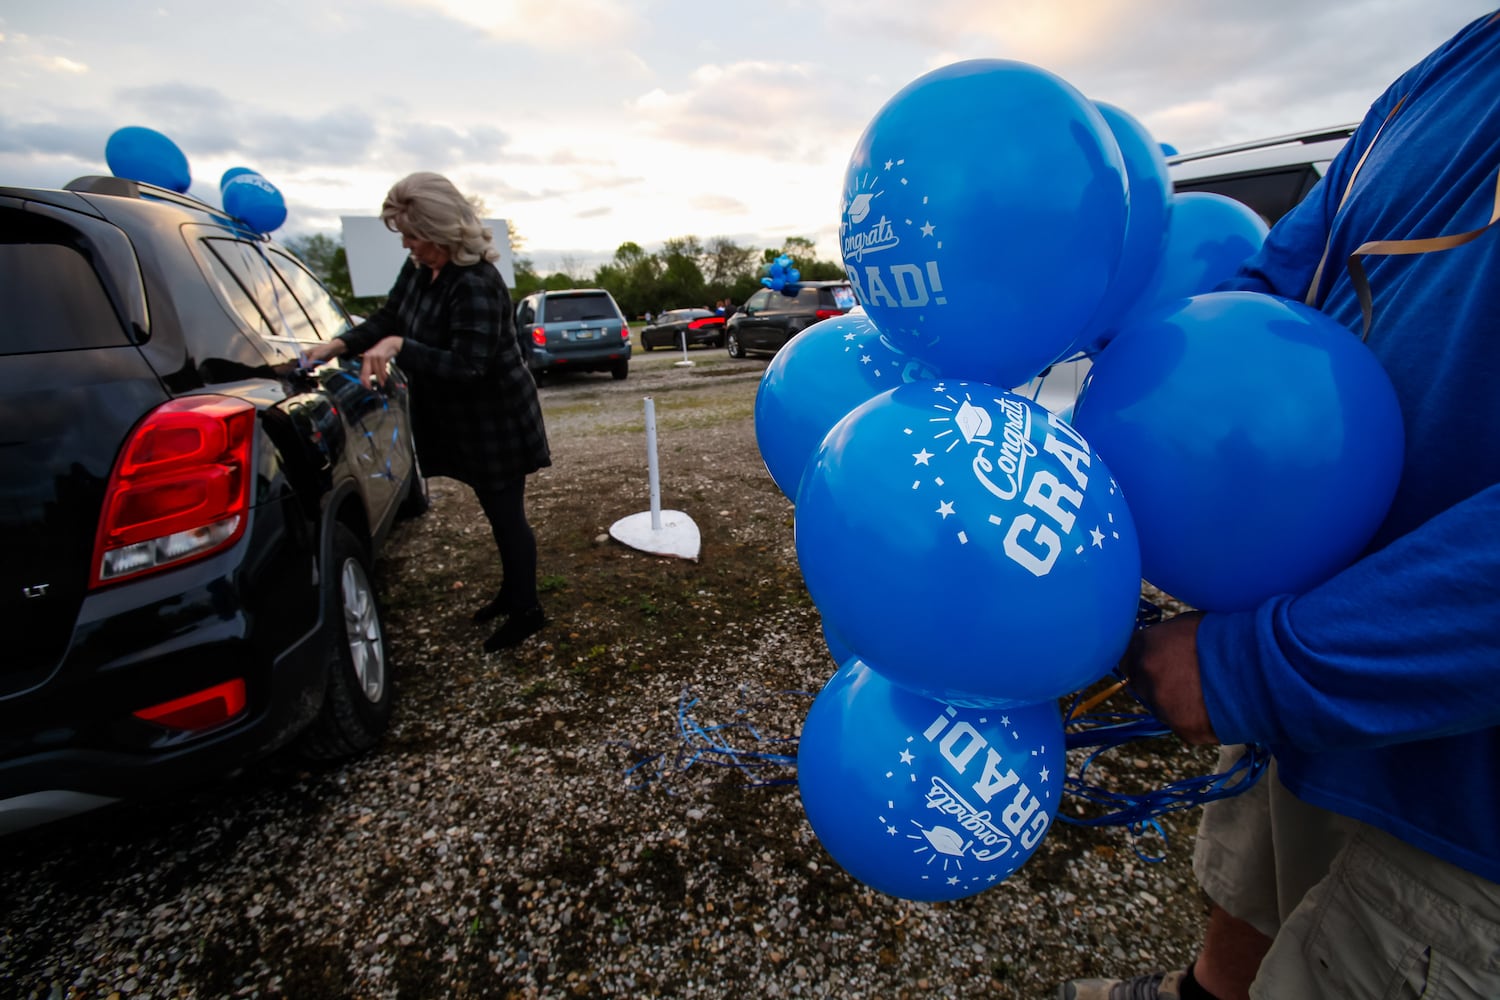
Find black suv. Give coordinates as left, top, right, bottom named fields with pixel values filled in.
left=0, top=175, right=424, bottom=834
left=724, top=280, right=857, bottom=358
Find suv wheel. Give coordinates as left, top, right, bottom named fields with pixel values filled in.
left=726, top=331, right=745, bottom=359
left=300, top=524, right=393, bottom=760
left=611, top=360, right=629, bottom=381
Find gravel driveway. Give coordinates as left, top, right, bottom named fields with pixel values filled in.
left=0, top=348, right=1218, bottom=999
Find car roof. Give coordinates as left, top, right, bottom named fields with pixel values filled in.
left=1167, top=124, right=1357, bottom=183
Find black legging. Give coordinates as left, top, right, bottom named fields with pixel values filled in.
left=474, top=477, right=539, bottom=612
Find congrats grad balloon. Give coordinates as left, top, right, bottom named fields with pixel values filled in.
left=798, top=659, right=1064, bottom=902
left=755, top=309, right=940, bottom=501
left=795, top=380, right=1141, bottom=707
left=840, top=60, right=1128, bottom=388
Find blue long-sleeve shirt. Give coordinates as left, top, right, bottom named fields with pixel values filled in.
left=1198, top=10, right=1500, bottom=882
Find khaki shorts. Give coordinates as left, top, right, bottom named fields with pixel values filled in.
left=1193, top=746, right=1500, bottom=999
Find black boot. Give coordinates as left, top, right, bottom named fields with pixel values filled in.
left=471, top=590, right=516, bottom=624
left=484, top=607, right=547, bottom=652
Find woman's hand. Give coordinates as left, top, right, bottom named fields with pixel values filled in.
left=301, top=339, right=346, bottom=365
left=360, top=336, right=405, bottom=388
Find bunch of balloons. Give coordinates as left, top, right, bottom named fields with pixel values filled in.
left=760, top=58, right=1403, bottom=903
left=760, top=254, right=801, bottom=293
left=103, top=127, right=288, bottom=234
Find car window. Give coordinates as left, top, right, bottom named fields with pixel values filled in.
left=544, top=293, right=620, bottom=322
left=1173, top=166, right=1321, bottom=225
left=829, top=285, right=856, bottom=310
left=266, top=248, right=352, bottom=340
left=0, top=210, right=128, bottom=355
left=203, top=238, right=316, bottom=359
left=744, top=289, right=773, bottom=313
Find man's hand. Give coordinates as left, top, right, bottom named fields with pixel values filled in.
left=1122, top=610, right=1219, bottom=745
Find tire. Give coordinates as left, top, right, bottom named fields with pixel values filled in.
left=726, top=330, right=745, bottom=359
left=299, top=524, right=393, bottom=760
left=397, top=451, right=429, bottom=520
left=641, top=339, right=655, bottom=352
left=611, top=360, right=629, bottom=381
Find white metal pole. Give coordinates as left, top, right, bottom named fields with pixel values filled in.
left=644, top=397, right=663, bottom=530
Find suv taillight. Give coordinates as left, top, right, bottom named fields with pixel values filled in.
left=815, top=308, right=843, bottom=321
left=91, top=395, right=256, bottom=588
left=531, top=327, right=546, bottom=347
left=620, top=324, right=631, bottom=342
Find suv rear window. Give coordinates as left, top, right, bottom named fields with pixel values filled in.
left=544, top=294, right=619, bottom=323
left=1, top=211, right=127, bottom=355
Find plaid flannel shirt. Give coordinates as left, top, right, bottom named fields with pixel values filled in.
left=341, top=259, right=550, bottom=490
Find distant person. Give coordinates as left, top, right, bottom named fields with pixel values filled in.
left=302, top=171, right=552, bottom=653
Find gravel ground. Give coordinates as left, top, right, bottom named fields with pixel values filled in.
left=0, top=348, right=1219, bottom=999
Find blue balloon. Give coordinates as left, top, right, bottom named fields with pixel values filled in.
left=822, top=619, right=855, bottom=669
left=220, top=166, right=257, bottom=190
left=798, top=659, right=1063, bottom=902
left=840, top=60, right=1127, bottom=387
left=1106, top=192, right=1268, bottom=342
left=1071, top=291, right=1404, bottom=611
left=104, top=126, right=191, bottom=193
left=1159, top=143, right=1179, bottom=157
left=795, top=380, right=1141, bottom=706
left=222, top=171, right=288, bottom=233
left=1069, top=103, right=1173, bottom=356
left=755, top=310, right=940, bottom=500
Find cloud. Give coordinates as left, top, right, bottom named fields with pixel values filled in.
left=394, top=0, right=642, bottom=50
left=630, top=61, right=867, bottom=159
left=0, top=117, right=112, bottom=159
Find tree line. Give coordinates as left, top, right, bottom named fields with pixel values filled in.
left=284, top=231, right=847, bottom=321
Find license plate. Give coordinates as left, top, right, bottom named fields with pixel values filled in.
left=572, top=329, right=597, bottom=341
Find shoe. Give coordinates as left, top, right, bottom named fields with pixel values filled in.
left=483, top=607, right=547, bottom=652
left=1058, top=970, right=1186, bottom=1000
left=471, top=591, right=517, bottom=624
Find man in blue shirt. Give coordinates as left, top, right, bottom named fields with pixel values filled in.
left=1064, top=10, right=1500, bottom=1000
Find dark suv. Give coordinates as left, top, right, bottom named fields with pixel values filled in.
left=514, top=288, right=632, bottom=380
left=724, top=280, right=857, bottom=358
left=0, top=174, right=424, bottom=834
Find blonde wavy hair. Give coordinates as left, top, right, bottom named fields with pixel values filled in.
left=381, top=171, right=499, bottom=266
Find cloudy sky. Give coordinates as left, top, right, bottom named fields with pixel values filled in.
left=1, top=1, right=1491, bottom=273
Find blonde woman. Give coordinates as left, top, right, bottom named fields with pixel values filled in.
left=304, top=172, right=551, bottom=651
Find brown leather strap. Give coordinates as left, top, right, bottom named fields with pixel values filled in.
left=1346, top=167, right=1500, bottom=337
left=1305, top=97, right=1406, bottom=311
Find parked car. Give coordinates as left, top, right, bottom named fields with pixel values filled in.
left=640, top=308, right=725, bottom=351
left=0, top=174, right=425, bottom=834
left=1018, top=124, right=1358, bottom=415
left=725, top=280, right=857, bottom=359
left=514, top=288, right=631, bottom=380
